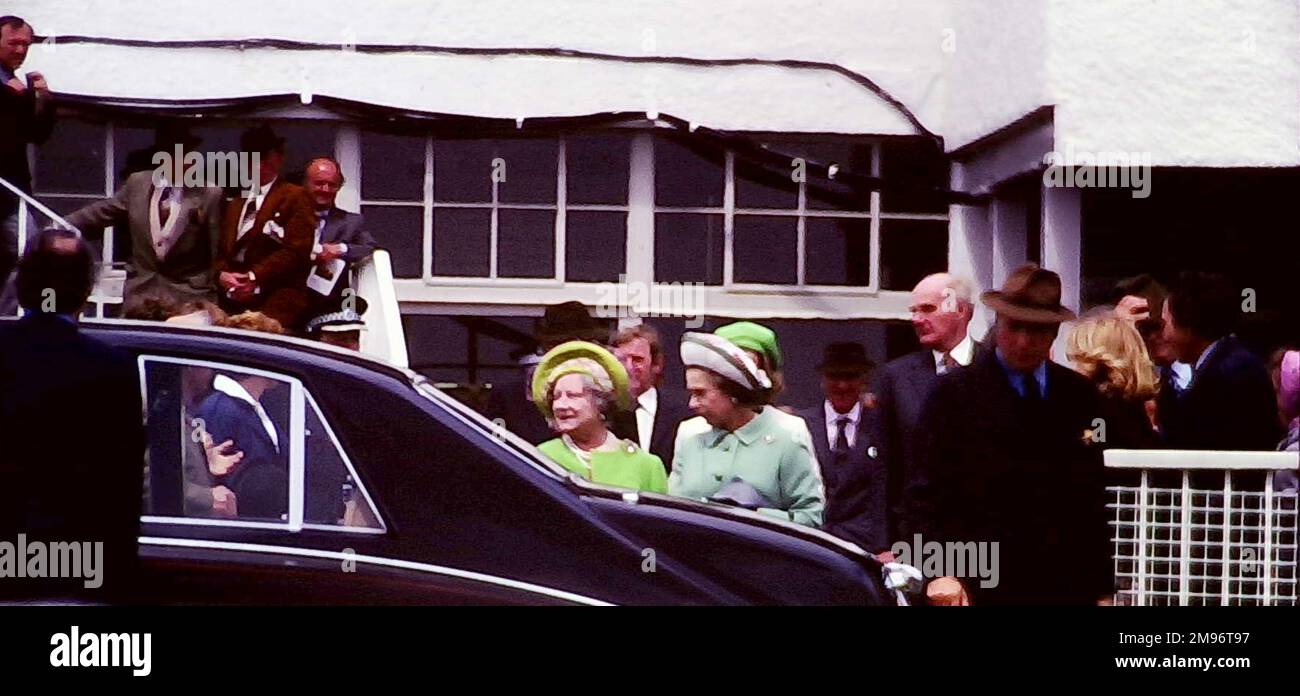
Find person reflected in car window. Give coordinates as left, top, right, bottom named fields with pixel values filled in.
left=532, top=341, right=668, bottom=494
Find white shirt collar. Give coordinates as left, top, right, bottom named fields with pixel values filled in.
left=824, top=399, right=862, bottom=425
left=933, top=333, right=974, bottom=373
left=212, top=374, right=279, bottom=451
left=637, top=387, right=659, bottom=413
left=246, top=177, right=277, bottom=208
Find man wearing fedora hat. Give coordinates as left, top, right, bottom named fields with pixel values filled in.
left=911, top=263, right=1111, bottom=606
left=797, top=342, right=887, bottom=551
left=214, top=125, right=316, bottom=332
left=64, top=124, right=225, bottom=308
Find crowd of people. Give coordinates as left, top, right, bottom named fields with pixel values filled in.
left=2, top=14, right=1298, bottom=605
left=496, top=267, right=1300, bottom=606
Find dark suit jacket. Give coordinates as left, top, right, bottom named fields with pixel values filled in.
left=0, top=82, right=55, bottom=219
left=0, top=314, right=144, bottom=600
left=797, top=403, right=887, bottom=552
left=637, top=388, right=692, bottom=473
left=308, top=206, right=379, bottom=312
left=1158, top=336, right=1280, bottom=451
left=65, top=171, right=224, bottom=305
left=912, top=350, right=1111, bottom=605
left=216, top=180, right=316, bottom=329
left=194, top=386, right=288, bottom=520
left=873, top=340, right=989, bottom=542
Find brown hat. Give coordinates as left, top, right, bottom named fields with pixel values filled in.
left=816, top=342, right=874, bottom=377
left=535, top=301, right=610, bottom=350
left=981, top=264, right=1077, bottom=324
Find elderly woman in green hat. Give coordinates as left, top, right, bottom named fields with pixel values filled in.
left=532, top=341, right=668, bottom=493
left=669, top=332, right=824, bottom=527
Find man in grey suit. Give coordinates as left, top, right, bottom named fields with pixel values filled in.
left=65, top=127, right=223, bottom=307
left=873, top=272, right=987, bottom=546
left=302, top=157, right=377, bottom=313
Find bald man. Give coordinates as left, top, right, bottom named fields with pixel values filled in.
left=302, top=157, right=377, bottom=313
left=872, top=273, right=987, bottom=545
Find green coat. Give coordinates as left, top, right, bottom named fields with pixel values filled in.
left=669, top=406, right=825, bottom=527
left=538, top=438, right=668, bottom=494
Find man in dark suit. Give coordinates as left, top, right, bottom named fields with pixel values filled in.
left=301, top=156, right=378, bottom=315
left=913, top=264, right=1110, bottom=606
left=873, top=272, right=988, bottom=544
left=215, top=125, right=315, bottom=332
left=797, top=342, right=886, bottom=551
left=0, top=228, right=145, bottom=601
left=194, top=371, right=289, bottom=520
left=1158, top=271, right=1281, bottom=451
left=0, top=15, right=55, bottom=315
left=613, top=324, right=692, bottom=472
left=64, top=126, right=224, bottom=307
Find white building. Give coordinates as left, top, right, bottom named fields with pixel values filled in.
left=13, top=0, right=1299, bottom=404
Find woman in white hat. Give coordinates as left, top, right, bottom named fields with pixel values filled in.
left=670, top=332, right=824, bottom=527
left=532, top=341, right=668, bottom=493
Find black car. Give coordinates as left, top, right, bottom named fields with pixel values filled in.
left=86, top=320, right=889, bottom=605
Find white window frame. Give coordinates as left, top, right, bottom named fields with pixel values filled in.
left=136, top=355, right=386, bottom=536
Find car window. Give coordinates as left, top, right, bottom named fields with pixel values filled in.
left=139, top=356, right=382, bottom=533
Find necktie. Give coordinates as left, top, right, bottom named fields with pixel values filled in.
left=157, top=187, right=173, bottom=227
left=942, top=352, right=959, bottom=373
left=238, top=195, right=259, bottom=238
left=834, top=416, right=851, bottom=454
left=1022, top=371, right=1042, bottom=403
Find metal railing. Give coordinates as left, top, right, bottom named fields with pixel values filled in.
left=0, top=176, right=124, bottom=318
left=1107, top=449, right=1300, bottom=606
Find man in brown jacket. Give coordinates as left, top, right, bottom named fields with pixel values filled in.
left=215, top=125, right=314, bottom=331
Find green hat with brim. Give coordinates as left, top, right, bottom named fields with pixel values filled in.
left=715, top=321, right=782, bottom=371
left=531, top=340, right=632, bottom=420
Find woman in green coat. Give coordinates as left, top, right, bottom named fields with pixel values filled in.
left=669, top=332, right=824, bottom=527
left=531, top=341, right=668, bottom=494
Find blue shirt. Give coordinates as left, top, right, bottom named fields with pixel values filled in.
left=0, top=65, right=15, bottom=85
left=994, top=348, right=1049, bottom=399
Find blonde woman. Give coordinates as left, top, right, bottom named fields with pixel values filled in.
left=1066, top=312, right=1161, bottom=449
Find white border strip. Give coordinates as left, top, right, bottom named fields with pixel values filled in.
left=1104, top=449, right=1300, bottom=471
left=140, top=536, right=614, bottom=606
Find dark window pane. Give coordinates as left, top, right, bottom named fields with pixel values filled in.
left=434, top=139, right=494, bottom=203
left=733, top=215, right=796, bottom=284
left=361, top=205, right=423, bottom=279
left=881, top=219, right=948, bottom=290
left=112, top=125, right=156, bottom=184
left=432, top=207, right=490, bottom=277
left=654, top=137, right=724, bottom=208
left=496, top=139, right=557, bottom=205
left=34, top=120, right=106, bottom=195
left=275, top=122, right=338, bottom=186
left=654, top=213, right=722, bottom=285
left=881, top=139, right=949, bottom=214
left=567, top=135, right=630, bottom=205
left=566, top=211, right=626, bottom=282
left=807, top=179, right=872, bottom=212
left=361, top=131, right=424, bottom=200
left=735, top=157, right=797, bottom=209
left=498, top=209, right=555, bottom=278
left=806, top=218, right=871, bottom=286
left=805, top=143, right=873, bottom=211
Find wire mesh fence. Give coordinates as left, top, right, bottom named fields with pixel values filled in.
left=1107, top=449, right=1300, bottom=606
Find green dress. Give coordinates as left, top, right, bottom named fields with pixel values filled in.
left=669, top=406, right=824, bottom=527
left=537, top=437, right=668, bottom=494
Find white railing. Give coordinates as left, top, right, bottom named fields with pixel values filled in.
left=354, top=248, right=408, bottom=368
left=1107, top=449, right=1300, bottom=606
left=0, top=176, right=123, bottom=318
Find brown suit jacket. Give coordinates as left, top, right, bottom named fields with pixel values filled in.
left=216, top=180, right=315, bottom=330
